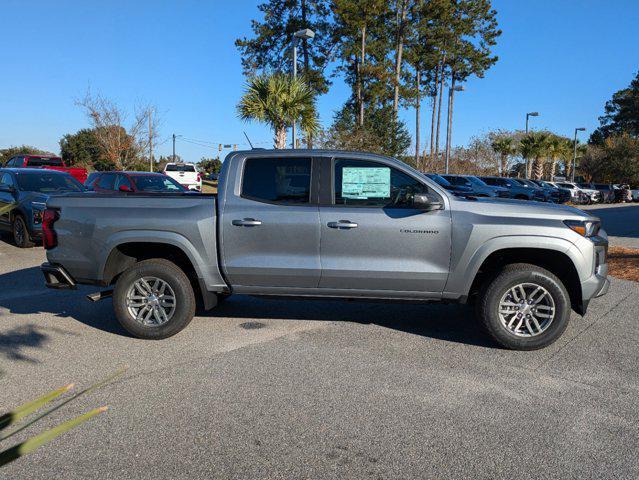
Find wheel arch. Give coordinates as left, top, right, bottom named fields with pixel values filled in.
left=466, top=247, right=582, bottom=314
left=102, top=238, right=219, bottom=310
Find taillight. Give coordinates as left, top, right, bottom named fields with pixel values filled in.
left=42, top=208, right=59, bottom=250
left=196, top=173, right=202, bottom=182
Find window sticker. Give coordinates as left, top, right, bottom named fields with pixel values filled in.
left=342, top=167, right=391, bottom=199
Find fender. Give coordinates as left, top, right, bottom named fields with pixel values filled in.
left=443, top=234, right=586, bottom=300
left=99, top=230, right=227, bottom=292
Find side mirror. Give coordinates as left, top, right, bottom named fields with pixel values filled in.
left=118, top=185, right=132, bottom=192
left=413, top=193, right=443, bottom=211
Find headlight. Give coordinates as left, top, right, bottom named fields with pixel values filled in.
left=564, top=219, right=601, bottom=237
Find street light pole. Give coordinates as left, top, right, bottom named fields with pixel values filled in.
left=292, top=39, right=297, bottom=148
left=172, top=133, right=176, bottom=163
left=444, top=82, right=464, bottom=174
left=524, top=111, right=539, bottom=178
left=291, top=28, right=315, bottom=149
left=572, top=127, right=586, bottom=182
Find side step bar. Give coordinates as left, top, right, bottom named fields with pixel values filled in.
left=86, top=290, right=113, bottom=302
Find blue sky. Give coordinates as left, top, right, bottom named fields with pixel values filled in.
left=1, top=0, right=638, bottom=161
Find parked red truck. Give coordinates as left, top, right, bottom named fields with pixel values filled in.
left=4, top=155, right=88, bottom=183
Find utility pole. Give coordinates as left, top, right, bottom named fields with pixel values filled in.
left=291, top=29, right=315, bottom=149
left=524, top=112, right=539, bottom=179
left=172, top=133, right=176, bottom=163
left=572, top=127, right=586, bottom=182
left=148, top=109, right=153, bottom=172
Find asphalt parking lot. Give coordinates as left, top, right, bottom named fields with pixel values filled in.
left=1, top=207, right=639, bottom=479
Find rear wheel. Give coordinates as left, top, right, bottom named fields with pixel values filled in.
left=113, top=259, right=196, bottom=339
left=13, top=215, right=34, bottom=248
left=477, top=263, right=571, bottom=350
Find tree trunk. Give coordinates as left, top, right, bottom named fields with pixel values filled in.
left=415, top=70, right=421, bottom=168
left=274, top=125, right=287, bottom=149
left=500, top=153, right=507, bottom=176
left=392, top=0, right=408, bottom=118
left=358, top=25, right=367, bottom=127
left=429, top=64, right=440, bottom=161
left=434, top=59, right=446, bottom=167
left=533, top=157, right=543, bottom=180
left=444, top=73, right=456, bottom=173
left=549, top=158, right=557, bottom=180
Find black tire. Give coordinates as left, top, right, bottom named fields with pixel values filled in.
left=113, top=258, right=196, bottom=339
left=13, top=215, right=34, bottom=248
left=477, top=263, right=571, bottom=350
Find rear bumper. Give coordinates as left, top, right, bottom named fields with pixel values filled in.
left=41, top=262, right=76, bottom=290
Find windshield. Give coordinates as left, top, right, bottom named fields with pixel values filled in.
left=466, top=176, right=488, bottom=186
left=165, top=164, right=196, bottom=172
left=17, top=172, right=84, bottom=193
left=131, top=175, right=186, bottom=192
left=425, top=173, right=451, bottom=187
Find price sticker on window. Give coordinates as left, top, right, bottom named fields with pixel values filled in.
left=342, top=167, right=391, bottom=199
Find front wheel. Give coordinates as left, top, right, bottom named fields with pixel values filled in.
left=13, top=215, right=34, bottom=248
left=113, top=259, right=196, bottom=339
left=477, top=263, right=571, bottom=350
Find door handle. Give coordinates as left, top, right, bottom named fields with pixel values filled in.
left=327, top=220, right=358, bottom=229
left=232, top=218, right=262, bottom=227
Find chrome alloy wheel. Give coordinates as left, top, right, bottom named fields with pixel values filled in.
left=126, top=276, right=176, bottom=326
left=498, top=283, right=556, bottom=337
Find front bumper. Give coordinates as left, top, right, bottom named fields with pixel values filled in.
left=41, top=262, right=76, bottom=290
left=577, top=236, right=609, bottom=314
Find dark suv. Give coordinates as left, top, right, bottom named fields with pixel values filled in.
left=442, top=175, right=510, bottom=198
left=480, top=176, right=546, bottom=201
left=86, top=171, right=188, bottom=193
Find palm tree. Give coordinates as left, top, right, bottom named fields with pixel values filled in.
left=491, top=136, right=516, bottom=176
left=519, top=131, right=550, bottom=180
left=237, top=73, right=319, bottom=149
left=547, top=135, right=573, bottom=180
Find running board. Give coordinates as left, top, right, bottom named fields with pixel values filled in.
left=86, top=290, right=113, bottom=302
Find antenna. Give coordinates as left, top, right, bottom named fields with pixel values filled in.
left=243, top=131, right=254, bottom=149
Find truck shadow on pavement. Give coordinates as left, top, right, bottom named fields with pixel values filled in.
left=207, top=295, right=494, bottom=348
left=0, top=266, right=493, bottom=348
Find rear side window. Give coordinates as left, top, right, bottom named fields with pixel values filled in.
left=165, top=164, right=195, bottom=172
left=242, top=157, right=311, bottom=204
left=26, top=157, right=63, bottom=166
left=116, top=174, right=133, bottom=190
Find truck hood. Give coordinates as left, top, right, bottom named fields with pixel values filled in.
left=454, top=196, right=595, bottom=221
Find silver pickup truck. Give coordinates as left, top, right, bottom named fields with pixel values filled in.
left=40, top=150, right=609, bottom=350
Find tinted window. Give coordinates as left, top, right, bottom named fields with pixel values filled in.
left=131, top=175, right=185, bottom=192
left=444, top=175, right=470, bottom=187
left=242, top=158, right=311, bottom=204
left=116, top=174, right=133, bottom=191
left=334, top=159, right=430, bottom=208
left=26, top=157, right=63, bottom=166
left=97, top=173, right=116, bottom=190
left=0, top=172, right=15, bottom=187
left=16, top=172, right=84, bottom=193
left=85, top=172, right=100, bottom=188
left=165, top=164, right=196, bottom=172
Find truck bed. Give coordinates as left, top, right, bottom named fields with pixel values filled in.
left=45, top=192, right=226, bottom=292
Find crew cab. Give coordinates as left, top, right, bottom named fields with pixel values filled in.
left=40, top=150, right=609, bottom=350
left=5, top=155, right=88, bottom=184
